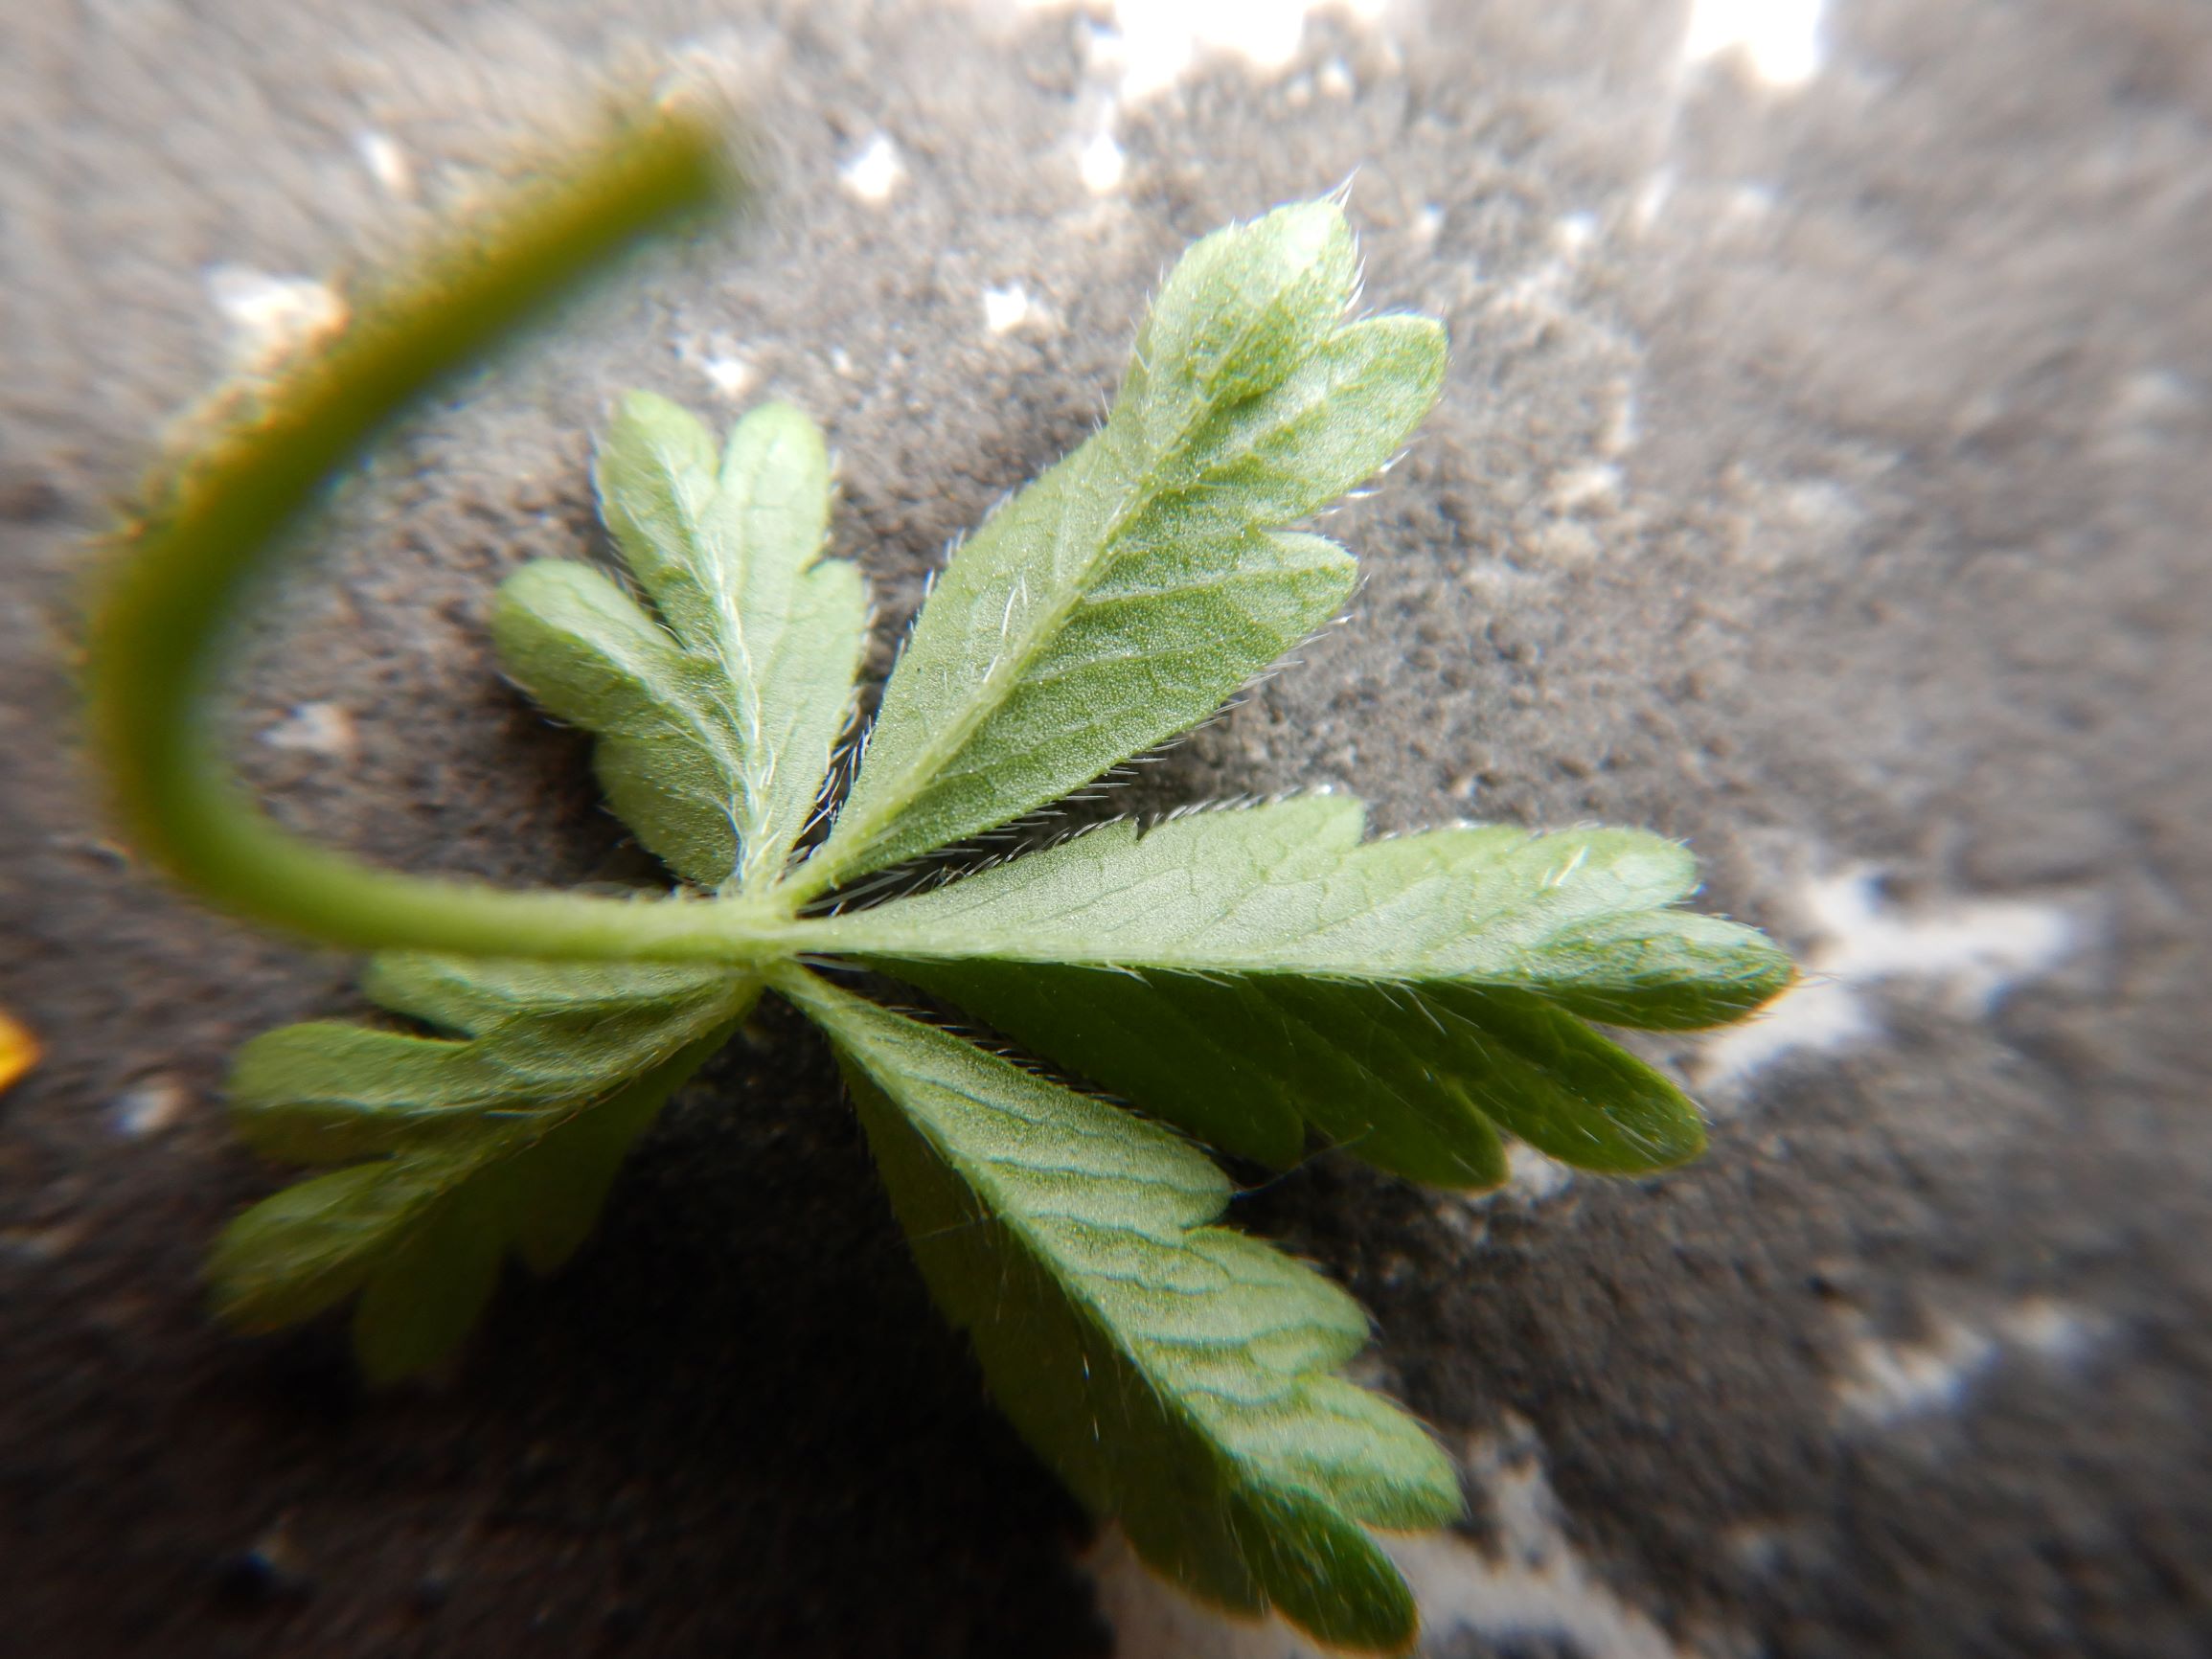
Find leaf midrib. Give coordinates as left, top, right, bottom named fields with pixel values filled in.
left=681, top=491, right=782, bottom=891
left=792, top=443, right=1131, bottom=896
left=782, top=892, right=1508, bottom=982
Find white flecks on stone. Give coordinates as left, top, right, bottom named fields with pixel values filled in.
left=699, top=353, right=754, bottom=398
left=1599, top=380, right=1641, bottom=457
left=1724, top=181, right=1779, bottom=221
left=110, top=1075, right=190, bottom=1139
left=204, top=265, right=349, bottom=371
left=679, top=330, right=756, bottom=399
left=1822, top=871, right=2081, bottom=1014
left=1632, top=167, right=1676, bottom=230
left=1696, top=867, right=2081, bottom=1090
left=1073, top=16, right=1133, bottom=81
left=1430, top=1193, right=1491, bottom=1248
left=1108, top=0, right=1303, bottom=98
left=1487, top=242, right=1644, bottom=360
left=1699, top=974, right=1869, bottom=1088
left=1038, top=0, right=1385, bottom=102
left=1316, top=57, right=1356, bottom=99
left=1397, top=1420, right=1690, bottom=1659
left=1085, top=1524, right=1307, bottom=1659
left=1492, top=261, right=1570, bottom=322
left=1085, top=1413, right=1697, bottom=1659
left=1682, top=0, right=1826, bottom=89
left=839, top=133, right=905, bottom=203
left=355, top=129, right=415, bottom=198
left=258, top=701, right=356, bottom=758
left=1548, top=461, right=1624, bottom=516
left=1412, top=202, right=1446, bottom=243
left=1533, top=518, right=1603, bottom=563
left=1079, top=127, right=1128, bottom=193
left=2096, top=366, right=2201, bottom=457
left=1504, top=1141, right=1576, bottom=1204
left=1553, top=211, right=1598, bottom=256
left=1836, top=1296, right=2111, bottom=1426
left=1779, top=477, right=1861, bottom=533
left=982, top=284, right=1038, bottom=335
left=1996, top=1297, right=2107, bottom=1366
left=1835, top=1314, right=1997, bottom=1424
left=2107, top=366, right=2199, bottom=424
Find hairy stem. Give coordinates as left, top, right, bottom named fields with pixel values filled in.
left=86, top=105, right=803, bottom=966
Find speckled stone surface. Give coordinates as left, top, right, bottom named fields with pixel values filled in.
left=3, top=2, right=2208, bottom=1655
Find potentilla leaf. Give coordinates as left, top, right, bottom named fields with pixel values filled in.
left=807, top=795, right=1793, bottom=1029
left=176, top=176, right=1803, bottom=1649
left=493, top=394, right=865, bottom=891
left=894, top=963, right=1702, bottom=1181
left=797, top=203, right=1447, bottom=897
left=210, top=957, right=755, bottom=1379
left=786, top=970, right=1461, bottom=1652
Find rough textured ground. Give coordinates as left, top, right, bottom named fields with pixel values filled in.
left=3, top=1, right=2208, bottom=1655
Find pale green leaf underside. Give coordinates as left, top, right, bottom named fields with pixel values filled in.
left=787, top=970, right=1460, bottom=1652
left=494, top=394, right=865, bottom=891
left=210, top=957, right=755, bottom=1379
left=199, top=192, right=1799, bottom=1656
left=491, top=559, right=747, bottom=892
left=802, top=202, right=1446, bottom=897
left=812, top=794, right=1794, bottom=1029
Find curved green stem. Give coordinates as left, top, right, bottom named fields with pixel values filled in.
left=86, top=106, right=806, bottom=967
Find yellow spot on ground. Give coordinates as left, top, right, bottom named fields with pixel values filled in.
left=0, top=1011, right=38, bottom=1095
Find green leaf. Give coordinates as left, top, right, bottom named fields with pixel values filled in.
left=799, top=202, right=1446, bottom=896
left=348, top=1165, right=510, bottom=1383
left=209, top=957, right=755, bottom=1377
left=808, top=795, right=1793, bottom=1028
left=786, top=970, right=1461, bottom=1652
left=897, top=965, right=1702, bottom=1180
left=490, top=559, right=744, bottom=892
left=808, top=795, right=1780, bottom=1178
left=492, top=394, right=865, bottom=891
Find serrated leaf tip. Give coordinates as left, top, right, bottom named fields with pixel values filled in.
left=1147, top=199, right=1358, bottom=405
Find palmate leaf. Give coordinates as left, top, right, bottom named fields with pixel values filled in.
left=794, top=203, right=1447, bottom=898
left=492, top=395, right=867, bottom=891
left=787, top=971, right=1461, bottom=1651
left=210, top=958, right=756, bottom=1379
left=191, top=188, right=1797, bottom=1651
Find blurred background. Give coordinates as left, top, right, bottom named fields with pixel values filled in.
left=3, top=1, right=2208, bottom=1654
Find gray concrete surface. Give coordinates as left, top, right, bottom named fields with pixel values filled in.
left=3, top=1, right=2208, bottom=1654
